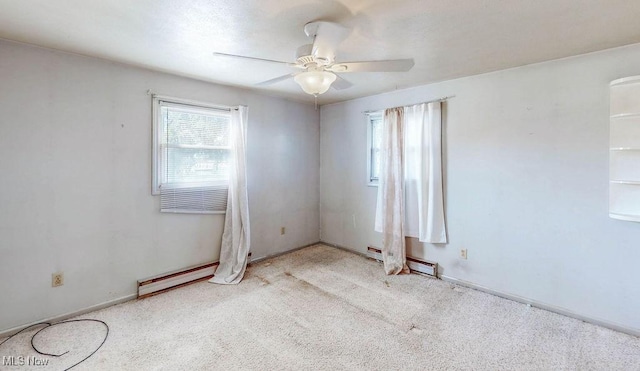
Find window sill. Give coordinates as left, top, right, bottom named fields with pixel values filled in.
left=161, top=210, right=226, bottom=215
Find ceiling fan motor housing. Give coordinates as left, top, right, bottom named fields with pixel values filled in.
left=296, top=44, right=330, bottom=67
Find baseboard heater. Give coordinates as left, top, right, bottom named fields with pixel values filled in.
left=137, top=261, right=219, bottom=299
left=367, top=246, right=438, bottom=277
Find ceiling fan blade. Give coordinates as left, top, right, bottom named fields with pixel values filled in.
left=256, top=73, right=297, bottom=86
left=331, top=75, right=353, bottom=90
left=329, top=59, right=415, bottom=73
left=213, top=52, right=294, bottom=66
left=305, top=21, right=350, bottom=64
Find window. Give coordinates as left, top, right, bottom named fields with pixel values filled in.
left=367, top=112, right=383, bottom=185
left=152, top=96, right=231, bottom=213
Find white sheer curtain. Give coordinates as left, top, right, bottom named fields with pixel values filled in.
left=374, top=108, right=410, bottom=275
left=209, top=106, right=251, bottom=285
left=375, top=101, right=447, bottom=275
left=404, top=102, right=447, bottom=243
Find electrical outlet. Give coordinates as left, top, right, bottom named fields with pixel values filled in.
left=460, top=249, right=468, bottom=260
left=280, top=227, right=285, bottom=235
left=52, top=272, right=64, bottom=287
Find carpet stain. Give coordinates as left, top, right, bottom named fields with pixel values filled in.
left=283, top=272, right=336, bottom=297
left=409, top=324, right=424, bottom=335
left=282, top=271, right=408, bottom=333
left=256, top=276, right=270, bottom=286
left=383, top=280, right=390, bottom=287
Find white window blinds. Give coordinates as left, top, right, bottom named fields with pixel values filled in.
left=160, top=185, right=228, bottom=214
left=152, top=97, right=232, bottom=214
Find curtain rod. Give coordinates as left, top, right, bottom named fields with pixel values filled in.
left=147, top=90, right=238, bottom=111
left=363, top=95, right=455, bottom=114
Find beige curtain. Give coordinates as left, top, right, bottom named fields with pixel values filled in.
left=374, top=108, right=410, bottom=275
left=209, top=106, right=251, bottom=285
left=404, top=102, right=447, bottom=243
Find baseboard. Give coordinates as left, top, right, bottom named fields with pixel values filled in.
left=138, top=242, right=322, bottom=298
left=366, top=246, right=438, bottom=277
left=138, top=261, right=223, bottom=299
left=320, top=241, right=438, bottom=277
left=440, top=275, right=640, bottom=338
left=0, top=294, right=136, bottom=339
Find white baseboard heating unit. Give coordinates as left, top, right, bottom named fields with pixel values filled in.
left=367, top=246, right=438, bottom=277
left=138, top=262, right=219, bottom=299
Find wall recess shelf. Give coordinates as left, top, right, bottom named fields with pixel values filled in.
left=610, top=76, right=640, bottom=222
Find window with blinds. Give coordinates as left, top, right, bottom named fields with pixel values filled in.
left=152, top=96, right=231, bottom=214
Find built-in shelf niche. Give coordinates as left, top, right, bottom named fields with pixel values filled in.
left=610, top=76, right=640, bottom=222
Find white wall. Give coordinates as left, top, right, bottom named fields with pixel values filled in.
left=320, top=44, right=640, bottom=332
left=0, top=40, right=319, bottom=332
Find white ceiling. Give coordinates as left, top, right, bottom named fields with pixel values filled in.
left=1, top=0, right=640, bottom=105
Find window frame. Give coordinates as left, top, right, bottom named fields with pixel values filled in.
left=151, top=95, right=233, bottom=196
left=366, top=111, right=383, bottom=186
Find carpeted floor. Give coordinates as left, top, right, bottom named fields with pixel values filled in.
left=1, top=244, right=639, bottom=370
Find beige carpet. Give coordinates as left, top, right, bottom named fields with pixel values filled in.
left=1, top=244, right=639, bottom=370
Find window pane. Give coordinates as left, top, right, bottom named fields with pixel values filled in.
left=371, top=117, right=383, bottom=180
left=162, top=106, right=229, bottom=147
left=165, top=147, right=230, bottom=184
left=158, top=103, right=231, bottom=187
left=372, top=149, right=381, bottom=180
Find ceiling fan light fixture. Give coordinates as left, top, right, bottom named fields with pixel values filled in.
left=294, top=70, right=337, bottom=95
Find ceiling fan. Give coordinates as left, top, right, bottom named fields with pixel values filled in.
left=213, top=21, right=415, bottom=96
